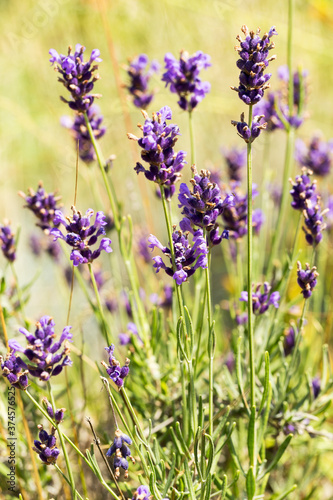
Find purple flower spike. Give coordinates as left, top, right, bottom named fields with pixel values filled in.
left=106, top=428, right=135, bottom=479
left=132, top=485, right=151, bottom=500
left=19, top=182, right=63, bottom=231
left=42, top=397, right=66, bottom=424
left=178, top=166, right=233, bottom=247
left=0, top=223, right=16, bottom=262
left=128, top=107, right=187, bottom=199
left=12, top=316, right=72, bottom=382
left=1, top=350, right=29, bottom=390
left=49, top=44, right=102, bottom=113
left=222, top=146, right=247, bottom=182
left=232, top=25, right=277, bottom=106
left=240, top=282, right=280, bottom=315
left=51, top=206, right=112, bottom=266
left=297, top=261, right=319, bottom=299
left=312, top=376, right=321, bottom=399
left=290, top=168, right=317, bottom=211
left=101, top=344, right=130, bottom=388
left=302, top=196, right=328, bottom=247
left=231, top=112, right=267, bottom=143
left=295, top=136, right=333, bottom=177
left=125, top=54, right=159, bottom=109
left=148, top=227, right=208, bottom=284
left=283, top=326, right=296, bottom=356
left=162, top=50, right=211, bottom=111
left=61, top=105, right=106, bottom=163
left=32, top=425, right=60, bottom=465
left=221, top=183, right=262, bottom=239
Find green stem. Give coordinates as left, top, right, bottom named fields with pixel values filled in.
left=247, top=105, right=256, bottom=477
left=54, top=465, right=84, bottom=500
left=205, top=248, right=214, bottom=437
left=189, top=111, right=196, bottom=166
left=88, top=263, right=110, bottom=345
left=47, top=381, right=77, bottom=500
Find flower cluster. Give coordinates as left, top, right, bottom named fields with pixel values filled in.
left=231, top=112, right=266, bottom=143
left=101, top=344, right=130, bottom=388
left=49, top=44, right=102, bottom=113
left=132, top=486, right=151, bottom=500
left=290, top=168, right=317, bottom=211
left=222, top=146, right=246, bottom=182
left=8, top=316, right=72, bottom=382
left=1, top=350, right=29, bottom=390
left=33, top=425, right=60, bottom=465
left=178, top=167, right=233, bottom=246
left=128, top=106, right=186, bottom=199
left=302, top=197, right=327, bottom=246
left=253, top=92, right=282, bottom=131
left=162, top=50, right=211, bottom=111
left=148, top=227, right=208, bottom=285
left=0, top=223, right=16, bottom=262
left=297, top=261, right=319, bottom=299
left=221, top=184, right=264, bottom=239
left=61, top=105, right=106, bottom=163
left=283, top=326, right=296, bottom=356
left=232, top=25, right=277, bottom=105
left=19, top=182, right=62, bottom=231
left=295, top=136, right=333, bottom=177
left=106, top=428, right=135, bottom=479
left=42, top=397, right=66, bottom=424
left=51, top=207, right=112, bottom=266
left=125, top=54, right=159, bottom=109
left=240, top=282, right=280, bottom=315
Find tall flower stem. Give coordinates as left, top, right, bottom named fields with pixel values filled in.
left=246, top=105, right=256, bottom=477
left=88, top=263, right=110, bottom=345
left=47, top=381, right=77, bottom=500
left=204, top=248, right=214, bottom=437
left=189, top=111, right=196, bottom=166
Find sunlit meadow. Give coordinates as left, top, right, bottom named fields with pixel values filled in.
left=1, top=0, right=333, bottom=499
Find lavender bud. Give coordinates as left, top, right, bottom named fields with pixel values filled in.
left=297, top=261, right=319, bottom=299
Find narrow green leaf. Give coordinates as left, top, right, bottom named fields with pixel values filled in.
left=208, top=321, right=216, bottom=358
left=162, top=453, right=176, bottom=498
left=259, top=434, right=293, bottom=479
left=169, top=427, right=184, bottom=457
left=184, top=305, right=194, bottom=357
left=258, top=352, right=270, bottom=413
left=198, top=395, right=205, bottom=429
left=203, top=431, right=215, bottom=480
left=204, top=473, right=212, bottom=500
left=184, top=460, right=196, bottom=500
left=220, top=474, right=227, bottom=499
left=153, top=437, right=160, bottom=463
left=194, top=427, right=203, bottom=481
left=258, top=382, right=272, bottom=452
left=246, top=466, right=256, bottom=500
left=228, top=432, right=245, bottom=477
left=247, top=406, right=256, bottom=467
left=236, top=336, right=250, bottom=414
left=175, top=422, right=192, bottom=459
left=274, top=484, right=297, bottom=500
left=212, top=406, right=230, bottom=442
left=177, top=318, right=189, bottom=363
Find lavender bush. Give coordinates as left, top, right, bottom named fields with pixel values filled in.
left=1, top=2, right=333, bottom=500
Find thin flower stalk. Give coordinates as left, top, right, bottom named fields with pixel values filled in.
left=204, top=245, right=214, bottom=437
left=189, top=111, right=196, bottom=166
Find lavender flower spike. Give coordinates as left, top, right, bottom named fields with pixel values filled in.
left=222, top=146, right=247, bottom=182
left=49, top=44, right=102, bottom=113
left=101, top=344, right=130, bottom=388
left=297, top=261, right=319, bottom=299
left=162, top=50, right=211, bottom=111
left=240, top=282, right=280, bottom=315
left=1, top=350, right=29, bottom=390
left=61, top=105, right=106, bottom=163
left=19, top=181, right=62, bottom=231
left=148, top=226, right=208, bottom=285
left=231, top=112, right=266, bottom=143
left=289, top=168, right=317, bottom=211
left=32, top=425, right=60, bottom=465
left=128, top=106, right=187, bottom=199
left=302, top=196, right=328, bottom=247
left=295, top=136, right=333, bottom=177
left=125, top=54, right=159, bottom=109
left=232, top=25, right=278, bottom=105
left=51, top=206, right=112, bottom=266
left=0, top=222, right=16, bottom=262
left=14, top=316, right=73, bottom=381
left=106, top=428, right=135, bottom=479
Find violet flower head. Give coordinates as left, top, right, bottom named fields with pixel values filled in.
left=132, top=486, right=151, bottom=500
left=221, top=184, right=262, bottom=239
left=253, top=92, right=283, bottom=131
left=42, top=397, right=66, bottom=424
left=101, top=344, right=130, bottom=388
left=240, top=282, right=280, bottom=315
left=49, top=44, right=102, bottom=113
left=19, top=182, right=62, bottom=231
left=33, top=425, right=60, bottom=465
left=295, top=136, right=333, bottom=177
left=51, top=206, right=112, bottom=266
left=106, top=428, right=135, bottom=479
left=178, top=167, right=233, bottom=247
left=283, top=326, right=296, bottom=356
left=61, top=105, right=106, bottom=163
left=162, top=50, right=211, bottom=111
left=297, top=261, right=319, bottom=299
left=232, top=25, right=277, bottom=105
left=290, top=168, right=317, bottom=211
left=12, top=316, right=73, bottom=382
left=302, top=196, right=327, bottom=247
left=1, top=350, right=29, bottom=390
left=148, top=227, right=208, bottom=285
left=222, top=146, right=246, bottom=182
left=125, top=54, right=159, bottom=109
left=128, top=106, right=187, bottom=199
left=0, top=223, right=16, bottom=262
left=231, top=112, right=266, bottom=143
